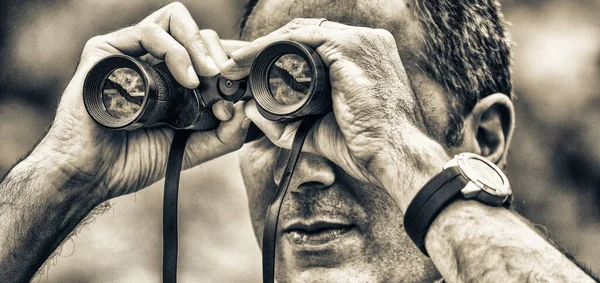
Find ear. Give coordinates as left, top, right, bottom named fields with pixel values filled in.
left=458, top=93, right=515, bottom=167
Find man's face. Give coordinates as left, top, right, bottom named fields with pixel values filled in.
left=238, top=0, right=448, bottom=281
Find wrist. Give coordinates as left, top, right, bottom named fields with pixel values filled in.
left=25, top=140, right=105, bottom=205
left=0, top=144, right=104, bottom=280
left=374, top=129, right=449, bottom=212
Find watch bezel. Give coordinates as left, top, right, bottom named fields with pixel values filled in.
left=446, top=153, right=511, bottom=198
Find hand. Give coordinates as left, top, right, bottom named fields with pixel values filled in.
left=221, top=19, right=449, bottom=210
left=33, top=2, right=251, bottom=202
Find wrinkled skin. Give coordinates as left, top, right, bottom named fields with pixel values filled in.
left=36, top=3, right=253, bottom=201
left=232, top=0, right=452, bottom=281
left=9, top=1, right=598, bottom=283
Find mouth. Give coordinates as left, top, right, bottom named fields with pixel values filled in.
left=283, top=221, right=356, bottom=246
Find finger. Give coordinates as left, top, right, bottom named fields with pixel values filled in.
left=104, top=23, right=198, bottom=88
left=220, top=39, right=250, bottom=57
left=184, top=101, right=249, bottom=168
left=220, top=58, right=251, bottom=80
left=142, top=2, right=219, bottom=76
left=244, top=100, right=301, bottom=150
left=244, top=100, right=325, bottom=157
left=220, top=25, right=327, bottom=80
left=200, top=29, right=228, bottom=66
left=212, top=100, right=234, bottom=121
left=230, top=18, right=346, bottom=64
left=221, top=22, right=340, bottom=79
left=215, top=100, right=250, bottom=146
left=318, top=20, right=351, bottom=30
left=291, top=18, right=350, bottom=29
left=138, top=54, right=162, bottom=65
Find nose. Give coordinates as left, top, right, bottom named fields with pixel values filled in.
left=273, top=151, right=336, bottom=192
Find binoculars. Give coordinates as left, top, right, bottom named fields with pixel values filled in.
left=83, top=41, right=331, bottom=132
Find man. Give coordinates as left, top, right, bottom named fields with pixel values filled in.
left=0, top=0, right=597, bottom=282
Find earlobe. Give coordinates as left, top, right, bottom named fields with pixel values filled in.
left=459, top=93, right=515, bottom=166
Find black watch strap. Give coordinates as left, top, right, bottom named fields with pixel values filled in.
left=403, top=166, right=468, bottom=256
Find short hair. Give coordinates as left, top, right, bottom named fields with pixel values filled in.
left=414, top=0, right=513, bottom=146
left=240, top=0, right=513, bottom=147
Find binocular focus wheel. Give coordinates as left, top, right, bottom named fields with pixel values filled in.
left=83, top=41, right=332, bottom=130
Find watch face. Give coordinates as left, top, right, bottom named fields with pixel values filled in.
left=456, top=153, right=511, bottom=197
left=467, top=158, right=504, bottom=188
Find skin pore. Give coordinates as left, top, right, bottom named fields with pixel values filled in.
left=0, top=1, right=596, bottom=282
left=240, top=140, right=441, bottom=281
left=241, top=0, right=451, bottom=142
left=235, top=0, right=597, bottom=282
left=238, top=0, right=449, bottom=281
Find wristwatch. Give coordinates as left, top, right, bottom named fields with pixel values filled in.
left=403, top=152, right=512, bottom=256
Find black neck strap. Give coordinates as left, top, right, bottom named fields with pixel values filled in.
left=163, top=130, right=192, bottom=283
left=161, top=118, right=315, bottom=283
left=262, top=118, right=315, bottom=283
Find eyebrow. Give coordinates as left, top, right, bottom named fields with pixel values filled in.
left=239, top=0, right=260, bottom=38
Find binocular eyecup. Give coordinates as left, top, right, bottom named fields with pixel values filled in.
left=82, top=41, right=331, bottom=132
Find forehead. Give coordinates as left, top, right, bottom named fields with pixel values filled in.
left=242, top=0, right=451, bottom=140
left=242, top=0, right=424, bottom=55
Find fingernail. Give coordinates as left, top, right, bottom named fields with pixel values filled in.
left=206, top=56, right=219, bottom=73
left=187, top=65, right=199, bottom=85
left=222, top=103, right=232, bottom=119
left=242, top=117, right=252, bottom=129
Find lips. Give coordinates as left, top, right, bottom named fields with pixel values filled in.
left=283, top=221, right=355, bottom=246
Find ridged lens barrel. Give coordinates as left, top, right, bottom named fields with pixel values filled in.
left=83, top=41, right=331, bottom=131
left=83, top=55, right=171, bottom=130
left=250, top=41, right=331, bottom=121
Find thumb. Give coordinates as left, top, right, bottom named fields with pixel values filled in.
left=244, top=99, right=302, bottom=150
left=182, top=101, right=249, bottom=169
left=244, top=99, right=331, bottom=159
left=246, top=100, right=368, bottom=182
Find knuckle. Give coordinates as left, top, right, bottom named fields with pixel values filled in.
left=374, top=28, right=396, bottom=45
left=347, top=30, right=369, bottom=45
left=172, top=44, right=188, bottom=55
left=374, top=28, right=393, bottom=39
left=136, top=22, right=158, bottom=34
left=230, top=138, right=245, bottom=149
left=167, top=1, right=187, bottom=12
left=290, top=18, right=305, bottom=25
left=183, top=30, right=207, bottom=53
left=288, top=18, right=304, bottom=27
left=283, top=18, right=305, bottom=33
left=84, top=35, right=104, bottom=49
left=345, top=28, right=396, bottom=49
left=200, top=29, right=219, bottom=40
left=188, top=29, right=204, bottom=43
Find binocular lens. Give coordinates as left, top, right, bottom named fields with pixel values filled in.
left=268, top=54, right=312, bottom=106
left=83, top=40, right=331, bottom=132
left=101, top=67, right=145, bottom=120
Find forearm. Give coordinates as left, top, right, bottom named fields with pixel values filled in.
left=377, top=130, right=595, bottom=282
left=0, top=149, right=101, bottom=282
left=425, top=200, right=595, bottom=283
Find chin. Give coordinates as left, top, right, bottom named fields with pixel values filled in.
left=274, top=240, right=442, bottom=283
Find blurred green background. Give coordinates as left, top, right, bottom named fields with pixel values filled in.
left=0, top=0, right=598, bottom=282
